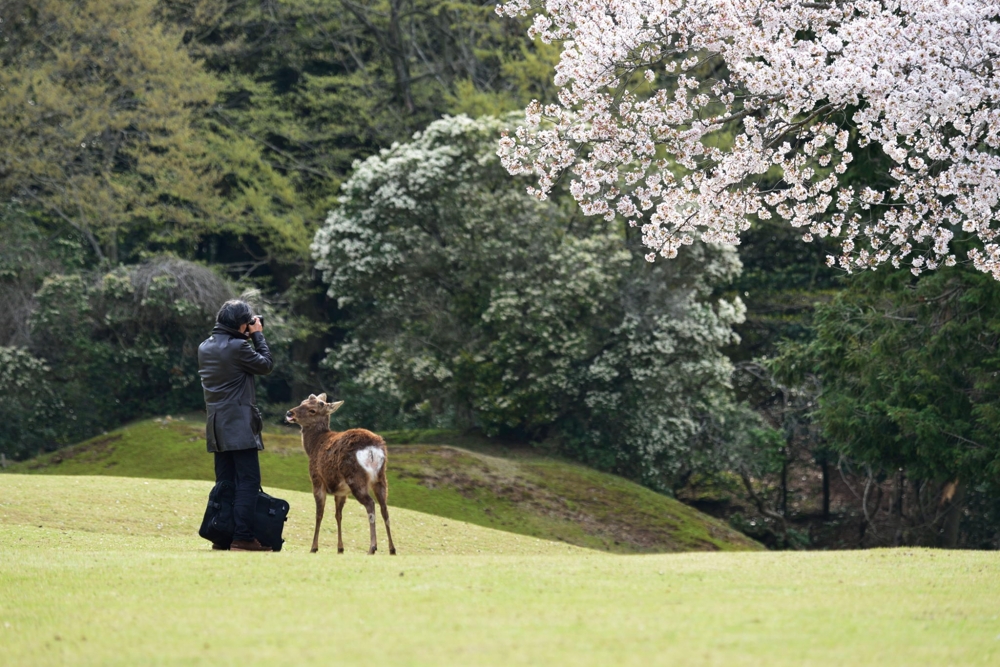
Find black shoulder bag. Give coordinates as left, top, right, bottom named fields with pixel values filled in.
left=198, top=482, right=289, bottom=551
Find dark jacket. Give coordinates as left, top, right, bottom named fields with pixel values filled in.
left=198, top=323, right=274, bottom=453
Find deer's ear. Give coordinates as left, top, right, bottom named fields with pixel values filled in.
left=308, top=394, right=317, bottom=400
left=328, top=400, right=344, bottom=414
left=316, top=392, right=327, bottom=403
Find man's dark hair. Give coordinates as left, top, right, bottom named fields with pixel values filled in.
left=216, top=299, right=254, bottom=330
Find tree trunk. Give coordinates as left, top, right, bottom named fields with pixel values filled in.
left=780, top=448, right=788, bottom=516
left=387, top=0, right=415, bottom=114
left=108, top=228, right=118, bottom=265
left=892, top=469, right=905, bottom=546
left=940, top=480, right=965, bottom=548
left=821, top=460, right=830, bottom=519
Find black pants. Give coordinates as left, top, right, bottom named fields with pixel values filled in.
left=214, top=449, right=260, bottom=542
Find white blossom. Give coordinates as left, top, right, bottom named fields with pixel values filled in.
left=498, top=0, right=1000, bottom=277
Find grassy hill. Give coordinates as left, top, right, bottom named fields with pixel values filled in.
left=2, top=474, right=997, bottom=666
left=0, top=473, right=582, bottom=556
left=4, top=416, right=760, bottom=553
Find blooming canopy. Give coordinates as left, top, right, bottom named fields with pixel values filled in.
left=497, top=0, right=1000, bottom=277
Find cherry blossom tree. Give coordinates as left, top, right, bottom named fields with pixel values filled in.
left=496, top=0, right=1000, bottom=277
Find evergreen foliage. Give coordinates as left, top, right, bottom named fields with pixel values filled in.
left=780, top=266, right=1000, bottom=489
left=162, top=0, right=559, bottom=224
left=774, top=264, right=1000, bottom=545
left=0, top=0, right=308, bottom=264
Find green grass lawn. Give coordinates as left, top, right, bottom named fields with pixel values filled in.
left=1, top=475, right=999, bottom=666
left=6, top=416, right=759, bottom=552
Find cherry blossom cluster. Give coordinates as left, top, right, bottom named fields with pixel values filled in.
left=497, top=0, right=1000, bottom=277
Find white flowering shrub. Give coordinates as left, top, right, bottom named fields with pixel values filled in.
left=497, top=1, right=1000, bottom=278
left=314, top=114, right=756, bottom=487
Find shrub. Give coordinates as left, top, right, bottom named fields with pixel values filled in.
left=0, top=346, right=62, bottom=458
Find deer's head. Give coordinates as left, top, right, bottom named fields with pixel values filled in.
left=285, top=393, right=343, bottom=427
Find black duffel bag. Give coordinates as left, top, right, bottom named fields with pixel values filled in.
left=199, top=480, right=236, bottom=548
left=253, top=489, right=290, bottom=552
left=199, top=483, right=289, bottom=552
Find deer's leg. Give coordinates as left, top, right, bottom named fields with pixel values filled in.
left=311, top=486, right=327, bottom=553
left=334, top=494, right=346, bottom=554
left=352, top=486, right=378, bottom=555
left=374, top=476, right=396, bottom=555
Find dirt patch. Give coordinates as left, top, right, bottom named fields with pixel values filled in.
left=392, top=445, right=712, bottom=552
left=29, top=434, right=123, bottom=469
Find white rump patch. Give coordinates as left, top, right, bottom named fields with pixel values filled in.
left=356, top=447, right=385, bottom=481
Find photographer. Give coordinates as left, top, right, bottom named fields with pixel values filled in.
left=198, top=299, right=274, bottom=552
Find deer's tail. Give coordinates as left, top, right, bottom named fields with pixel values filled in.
left=355, top=446, right=386, bottom=482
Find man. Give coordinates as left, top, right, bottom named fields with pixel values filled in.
left=198, top=299, right=274, bottom=552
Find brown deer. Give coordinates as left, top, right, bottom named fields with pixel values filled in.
left=285, top=394, right=396, bottom=555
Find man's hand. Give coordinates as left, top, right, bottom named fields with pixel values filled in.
left=247, top=317, right=263, bottom=334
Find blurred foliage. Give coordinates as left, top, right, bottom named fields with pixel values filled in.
left=0, top=345, right=62, bottom=459
left=3, top=0, right=556, bottom=250
left=728, top=218, right=842, bottom=362
left=159, top=0, right=559, bottom=225
left=0, top=0, right=308, bottom=265
left=0, top=201, right=312, bottom=458
left=0, top=0, right=557, bottom=458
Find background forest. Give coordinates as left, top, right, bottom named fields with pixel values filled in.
left=1, top=0, right=997, bottom=550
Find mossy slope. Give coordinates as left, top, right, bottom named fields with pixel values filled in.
left=5, top=417, right=761, bottom=553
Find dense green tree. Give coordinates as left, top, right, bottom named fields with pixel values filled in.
left=0, top=241, right=312, bottom=459
left=162, top=0, right=559, bottom=224
left=775, top=264, right=1000, bottom=546
left=0, top=0, right=308, bottom=265
left=21, top=258, right=232, bottom=445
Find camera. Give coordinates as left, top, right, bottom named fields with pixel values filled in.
left=252, top=315, right=264, bottom=328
